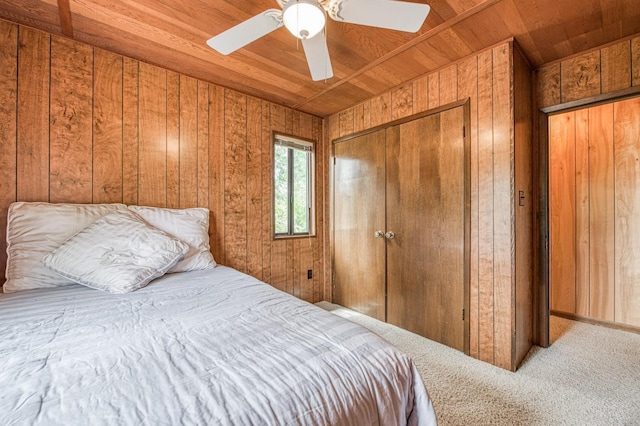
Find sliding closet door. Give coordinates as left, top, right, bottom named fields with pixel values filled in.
left=333, top=130, right=386, bottom=321
left=386, top=106, right=467, bottom=352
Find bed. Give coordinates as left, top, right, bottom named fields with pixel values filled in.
left=0, top=202, right=437, bottom=425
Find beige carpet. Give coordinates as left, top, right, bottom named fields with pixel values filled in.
left=316, top=302, right=640, bottom=425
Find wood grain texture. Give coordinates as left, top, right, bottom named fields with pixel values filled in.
left=413, top=75, right=429, bottom=113
left=513, top=46, right=533, bottom=369
left=209, top=84, right=226, bottom=265
left=549, top=111, right=576, bottom=314
left=601, top=40, right=631, bottom=94
left=574, top=108, right=590, bottom=317
left=0, top=19, right=17, bottom=281
left=246, top=96, right=262, bottom=280
left=49, top=36, right=93, bottom=203
left=285, top=110, right=296, bottom=295
left=333, top=130, right=386, bottom=321
left=338, top=108, right=354, bottom=137
left=476, top=48, right=495, bottom=364
left=352, top=103, right=364, bottom=133
left=197, top=80, right=209, bottom=208
left=179, top=75, right=198, bottom=208
left=56, top=0, right=73, bottom=37
left=588, top=102, right=615, bottom=321
left=299, top=112, right=316, bottom=302
left=370, top=92, right=391, bottom=127
left=2, top=28, right=326, bottom=303
left=224, top=89, right=248, bottom=273
left=260, top=101, right=272, bottom=283
left=312, top=115, right=324, bottom=303
left=561, top=51, right=601, bottom=103
left=613, top=96, right=640, bottom=327
left=428, top=72, right=440, bottom=110
left=391, top=84, right=413, bottom=120
left=166, top=71, right=180, bottom=209
left=550, top=97, right=640, bottom=329
left=269, top=104, right=287, bottom=291
left=538, top=36, right=639, bottom=109
left=122, top=57, right=139, bottom=205
left=1, top=0, right=638, bottom=116
left=17, top=26, right=49, bottom=202
left=439, top=64, right=458, bottom=105
left=138, top=62, right=167, bottom=207
left=328, top=40, right=533, bottom=370
left=93, top=48, right=123, bottom=203
left=491, top=43, right=513, bottom=370
left=536, top=63, right=560, bottom=108
left=633, top=37, right=640, bottom=87
left=457, top=54, right=479, bottom=358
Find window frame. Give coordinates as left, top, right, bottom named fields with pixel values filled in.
left=272, top=132, right=316, bottom=239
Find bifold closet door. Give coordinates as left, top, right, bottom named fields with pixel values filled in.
left=386, top=106, right=466, bottom=352
left=333, top=130, right=386, bottom=321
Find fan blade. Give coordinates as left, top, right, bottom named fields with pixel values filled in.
left=207, top=9, right=283, bottom=55
left=301, top=32, right=334, bottom=81
left=331, top=0, right=430, bottom=33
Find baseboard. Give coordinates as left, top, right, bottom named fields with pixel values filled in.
left=551, top=311, right=640, bottom=335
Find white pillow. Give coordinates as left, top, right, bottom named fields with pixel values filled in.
left=42, top=210, right=189, bottom=294
left=4, top=202, right=128, bottom=293
left=128, top=205, right=216, bottom=272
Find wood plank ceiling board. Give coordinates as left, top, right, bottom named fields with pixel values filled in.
left=0, top=0, right=639, bottom=117
left=57, top=0, right=73, bottom=37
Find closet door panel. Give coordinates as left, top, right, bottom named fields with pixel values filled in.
left=386, top=107, right=466, bottom=351
left=614, top=97, right=640, bottom=327
left=333, top=130, right=386, bottom=321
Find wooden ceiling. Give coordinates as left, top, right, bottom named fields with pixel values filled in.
left=0, top=0, right=639, bottom=116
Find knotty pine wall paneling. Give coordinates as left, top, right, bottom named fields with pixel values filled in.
left=0, top=21, right=325, bottom=304
left=329, top=40, right=533, bottom=371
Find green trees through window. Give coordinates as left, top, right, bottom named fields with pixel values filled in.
left=273, top=135, right=314, bottom=237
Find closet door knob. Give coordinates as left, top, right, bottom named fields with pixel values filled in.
left=374, top=230, right=384, bottom=238
left=385, top=231, right=395, bottom=240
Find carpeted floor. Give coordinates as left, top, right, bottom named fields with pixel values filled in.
left=316, top=302, right=640, bottom=426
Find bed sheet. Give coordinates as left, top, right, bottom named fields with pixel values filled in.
left=0, top=266, right=437, bottom=425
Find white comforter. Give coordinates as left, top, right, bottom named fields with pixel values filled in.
left=0, top=266, right=437, bottom=425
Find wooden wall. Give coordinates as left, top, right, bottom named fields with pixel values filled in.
left=0, top=20, right=327, bottom=303
left=328, top=40, right=533, bottom=371
left=549, top=97, right=640, bottom=329
left=536, top=35, right=640, bottom=108
left=536, top=33, right=640, bottom=333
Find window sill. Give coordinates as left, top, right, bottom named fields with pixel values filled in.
left=273, top=234, right=317, bottom=241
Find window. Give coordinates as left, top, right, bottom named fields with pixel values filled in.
left=273, top=134, right=315, bottom=237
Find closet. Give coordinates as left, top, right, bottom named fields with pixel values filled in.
left=333, top=103, right=469, bottom=353
left=549, top=96, right=640, bottom=329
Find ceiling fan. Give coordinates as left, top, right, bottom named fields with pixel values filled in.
left=206, top=0, right=431, bottom=81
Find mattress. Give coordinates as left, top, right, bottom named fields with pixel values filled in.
left=0, top=266, right=437, bottom=425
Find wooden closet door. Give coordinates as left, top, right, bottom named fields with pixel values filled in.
left=386, top=106, right=467, bottom=352
left=333, top=130, right=386, bottom=321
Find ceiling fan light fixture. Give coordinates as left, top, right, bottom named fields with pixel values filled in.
left=282, top=0, right=326, bottom=40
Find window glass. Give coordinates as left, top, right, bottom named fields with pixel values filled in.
left=273, top=135, right=315, bottom=237
left=274, top=145, right=290, bottom=235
